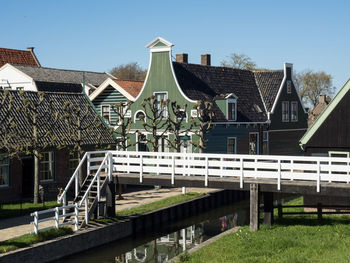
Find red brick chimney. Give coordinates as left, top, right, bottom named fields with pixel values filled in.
left=201, top=54, right=211, bottom=66
left=176, top=53, right=188, bottom=63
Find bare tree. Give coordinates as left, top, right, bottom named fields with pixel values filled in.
left=166, top=102, right=192, bottom=153
left=111, top=101, right=133, bottom=151
left=110, top=62, right=146, bottom=81
left=190, top=101, right=215, bottom=153
left=221, top=53, right=256, bottom=70
left=138, top=96, right=170, bottom=152
left=17, top=91, right=59, bottom=204
left=294, top=70, right=335, bottom=107
left=60, top=101, right=104, bottom=186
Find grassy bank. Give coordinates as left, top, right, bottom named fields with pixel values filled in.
left=94, top=192, right=205, bottom=224
left=179, top=197, right=350, bottom=263
left=0, top=201, right=60, bottom=219
left=0, top=227, right=73, bottom=254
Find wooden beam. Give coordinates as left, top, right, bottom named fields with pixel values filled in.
left=263, top=192, right=274, bottom=227
left=250, top=184, right=259, bottom=232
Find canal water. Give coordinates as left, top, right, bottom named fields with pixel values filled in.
left=55, top=199, right=250, bottom=263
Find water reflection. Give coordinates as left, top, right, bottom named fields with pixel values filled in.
left=114, top=210, right=247, bottom=263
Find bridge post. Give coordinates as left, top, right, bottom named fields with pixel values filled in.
left=263, top=192, right=274, bottom=227
left=106, top=181, right=116, bottom=217
left=250, top=183, right=260, bottom=232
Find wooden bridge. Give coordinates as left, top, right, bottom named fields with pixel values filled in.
left=58, top=151, right=350, bottom=231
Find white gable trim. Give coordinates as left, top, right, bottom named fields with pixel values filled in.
left=134, top=51, right=152, bottom=102
left=146, top=37, right=174, bottom=49
left=0, top=63, right=34, bottom=83
left=270, top=63, right=306, bottom=114
left=89, top=78, right=135, bottom=101
left=225, top=93, right=238, bottom=99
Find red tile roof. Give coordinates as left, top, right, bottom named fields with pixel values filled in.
left=113, top=79, right=143, bottom=98
left=0, top=48, right=40, bottom=67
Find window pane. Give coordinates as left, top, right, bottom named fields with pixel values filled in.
left=227, top=138, right=236, bottom=154
left=40, top=152, right=54, bottom=181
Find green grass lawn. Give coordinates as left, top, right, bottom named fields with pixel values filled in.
left=0, top=227, right=73, bottom=254
left=0, top=201, right=61, bottom=219
left=179, top=197, right=350, bottom=263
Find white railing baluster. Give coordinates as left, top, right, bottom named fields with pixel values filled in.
left=87, top=152, right=91, bottom=176
left=140, top=155, right=143, bottom=183
left=85, top=196, right=89, bottom=225
left=109, top=152, right=113, bottom=181
left=63, top=193, right=66, bottom=216
left=240, top=158, right=243, bottom=188
left=205, top=156, right=208, bottom=187
left=277, top=159, right=281, bottom=191
left=317, top=160, right=321, bottom=192
left=171, top=155, right=175, bottom=185
left=75, top=172, right=79, bottom=198
left=291, top=160, right=294, bottom=181
left=220, top=157, right=223, bottom=178
left=97, top=171, right=100, bottom=202
left=34, top=212, right=38, bottom=234
left=74, top=203, right=79, bottom=231
left=55, top=207, right=59, bottom=229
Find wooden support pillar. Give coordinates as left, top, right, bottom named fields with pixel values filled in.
left=263, top=192, right=274, bottom=227
left=106, top=181, right=116, bottom=217
left=250, top=184, right=259, bottom=232
left=278, top=204, right=283, bottom=220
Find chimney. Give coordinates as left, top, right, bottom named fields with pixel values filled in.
left=26, top=47, right=41, bottom=67
left=176, top=53, right=188, bottom=63
left=319, top=95, right=326, bottom=104
left=201, top=54, right=211, bottom=66
left=27, top=47, right=34, bottom=52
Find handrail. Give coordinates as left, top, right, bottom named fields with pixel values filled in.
left=79, top=153, right=109, bottom=207
left=57, top=152, right=88, bottom=203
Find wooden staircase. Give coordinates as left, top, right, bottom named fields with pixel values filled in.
left=64, top=173, right=110, bottom=228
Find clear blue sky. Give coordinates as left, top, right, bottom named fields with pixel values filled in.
left=3, top=0, right=350, bottom=91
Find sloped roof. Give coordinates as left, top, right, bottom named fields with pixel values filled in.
left=0, top=48, right=40, bottom=67
left=11, top=64, right=109, bottom=87
left=0, top=90, right=114, bottom=149
left=172, top=62, right=268, bottom=122
left=113, top=79, right=143, bottom=98
left=253, top=70, right=284, bottom=112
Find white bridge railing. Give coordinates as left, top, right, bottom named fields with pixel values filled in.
left=56, top=150, right=350, bottom=227
left=31, top=203, right=79, bottom=234
left=110, top=151, right=350, bottom=193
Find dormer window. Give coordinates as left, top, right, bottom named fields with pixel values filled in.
left=101, top=105, right=110, bottom=124
left=227, top=98, right=237, bottom=121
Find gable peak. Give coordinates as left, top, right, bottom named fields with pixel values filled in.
left=146, top=37, right=174, bottom=50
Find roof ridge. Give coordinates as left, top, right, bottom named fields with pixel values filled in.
left=0, top=89, right=84, bottom=96
left=173, top=61, right=254, bottom=72
left=0, top=47, right=32, bottom=52
left=11, top=64, right=107, bottom=75
left=115, top=79, right=144, bottom=82
left=253, top=69, right=283, bottom=73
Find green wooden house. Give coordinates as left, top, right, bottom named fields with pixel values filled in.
left=89, top=77, right=143, bottom=128
left=94, top=37, right=307, bottom=155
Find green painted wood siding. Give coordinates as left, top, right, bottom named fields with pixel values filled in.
left=92, top=86, right=127, bottom=126
left=130, top=51, right=196, bottom=131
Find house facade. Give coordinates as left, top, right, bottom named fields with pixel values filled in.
left=89, top=78, right=143, bottom=127
left=0, top=90, right=114, bottom=202
left=119, top=37, right=307, bottom=155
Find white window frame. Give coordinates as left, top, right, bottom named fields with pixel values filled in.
left=249, top=132, right=259, bottom=155
left=101, top=105, right=111, bottom=124
left=69, top=151, right=79, bottom=176
left=40, top=151, right=55, bottom=182
left=226, top=98, right=237, bottom=121
left=263, top=131, right=269, bottom=155
left=153, top=91, right=168, bottom=118
left=282, top=101, right=289, bottom=122
left=190, top=109, right=198, bottom=118
left=158, top=134, right=169, bottom=153
left=136, top=133, right=148, bottom=152
left=134, top=110, right=146, bottom=122
left=227, top=137, right=237, bottom=154
left=0, top=154, right=10, bottom=188
left=16, top=87, right=24, bottom=91
left=291, top=101, right=298, bottom=122
left=287, top=80, right=292, bottom=94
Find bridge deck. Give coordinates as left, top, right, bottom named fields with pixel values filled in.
left=114, top=172, right=350, bottom=198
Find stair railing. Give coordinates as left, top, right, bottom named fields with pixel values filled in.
left=78, top=152, right=110, bottom=225
left=57, top=152, right=88, bottom=208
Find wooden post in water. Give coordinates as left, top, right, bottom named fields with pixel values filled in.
left=263, top=192, right=274, bottom=227
left=250, top=183, right=259, bottom=231
left=106, top=181, right=116, bottom=217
